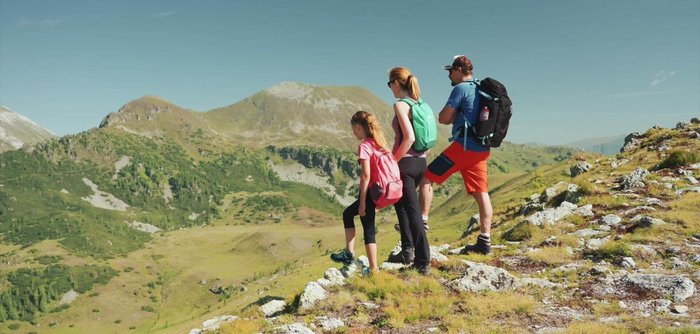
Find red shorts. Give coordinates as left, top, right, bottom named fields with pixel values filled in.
left=425, top=142, right=490, bottom=194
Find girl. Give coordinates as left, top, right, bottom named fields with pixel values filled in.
left=386, top=67, right=431, bottom=274
left=330, top=111, right=389, bottom=274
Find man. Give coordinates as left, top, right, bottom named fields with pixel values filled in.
left=420, top=55, right=493, bottom=254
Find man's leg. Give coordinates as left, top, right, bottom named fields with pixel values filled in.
left=459, top=151, right=492, bottom=255
left=471, top=191, right=493, bottom=235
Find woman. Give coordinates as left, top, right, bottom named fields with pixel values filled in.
left=386, top=67, right=431, bottom=274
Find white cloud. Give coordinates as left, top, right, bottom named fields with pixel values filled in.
left=650, top=70, right=677, bottom=87
left=155, top=10, right=175, bottom=17
left=15, top=17, right=63, bottom=29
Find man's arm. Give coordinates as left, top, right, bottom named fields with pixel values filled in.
left=438, top=105, right=456, bottom=125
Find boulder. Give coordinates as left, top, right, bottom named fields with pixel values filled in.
left=619, top=168, right=650, bottom=191
left=430, top=246, right=449, bottom=263
left=570, top=162, right=592, bottom=177
left=298, top=282, right=327, bottom=310
left=630, top=215, right=666, bottom=228
left=624, top=274, right=695, bottom=302
left=260, top=299, right=287, bottom=317
left=202, top=315, right=238, bottom=331
left=449, top=261, right=519, bottom=292
left=621, top=132, right=644, bottom=152
left=316, top=316, right=345, bottom=331
left=599, top=214, right=622, bottom=226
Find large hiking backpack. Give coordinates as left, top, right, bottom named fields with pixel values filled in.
left=368, top=148, right=403, bottom=209
left=399, top=98, right=438, bottom=152
left=469, top=78, right=513, bottom=148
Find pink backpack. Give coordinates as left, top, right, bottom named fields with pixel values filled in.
left=368, top=148, right=403, bottom=209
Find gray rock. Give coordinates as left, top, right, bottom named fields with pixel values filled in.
left=527, top=201, right=582, bottom=226
left=670, top=257, right=691, bottom=270
left=676, top=121, right=691, bottom=129
left=541, top=181, right=567, bottom=203
left=690, top=254, right=700, bottom=264
left=449, top=261, right=520, bottom=292
left=621, top=132, right=644, bottom=152
left=644, top=197, right=667, bottom=207
left=621, top=206, right=656, bottom=217
left=639, top=299, right=672, bottom=313
left=322, top=268, right=346, bottom=286
left=274, top=323, right=315, bottom=334
left=631, top=215, right=666, bottom=228
left=676, top=187, right=700, bottom=195
left=358, top=301, right=379, bottom=309
left=316, top=316, right=345, bottom=331
left=568, top=228, right=603, bottom=238
left=610, top=158, right=630, bottom=169
left=625, top=274, right=696, bottom=302
left=570, top=162, right=592, bottom=177
left=380, top=262, right=408, bottom=271
left=202, top=315, right=238, bottom=331
left=519, top=277, right=562, bottom=289
left=618, top=257, right=637, bottom=269
left=564, top=184, right=582, bottom=204
left=620, top=168, right=650, bottom=191
left=600, top=214, right=622, bottom=226
left=430, top=246, right=449, bottom=263
left=630, top=244, right=658, bottom=257
left=671, top=305, right=689, bottom=314
left=586, top=237, right=610, bottom=250
left=686, top=176, right=699, bottom=185
left=434, top=244, right=452, bottom=253
left=298, top=282, right=327, bottom=310
left=576, top=204, right=594, bottom=217
left=356, top=255, right=369, bottom=268
left=666, top=246, right=682, bottom=255
left=188, top=329, right=203, bottom=334
left=590, top=265, right=611, bottom=276
left=260, top=299, right=287, bottom=317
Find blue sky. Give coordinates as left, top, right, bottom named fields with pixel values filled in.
left=1, top=0, right=699, bottom=144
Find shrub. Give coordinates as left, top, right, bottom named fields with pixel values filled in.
left=656, top=150, right=700, bottom=170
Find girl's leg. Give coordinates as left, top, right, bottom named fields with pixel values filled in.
left=343, top=200, right=360, bottom=255
left=365, top=243, right=378, bottom=273
left=359, top=196, right=379, bottom=272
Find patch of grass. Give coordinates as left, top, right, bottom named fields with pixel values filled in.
left=562, top=321, right=630, bottom=334
left=442, top=292, right=536, bottom=334
left=216, top=319, right=264, bottom=334
left=583, top=241, right=632, bottom=261
left=655, top=150, right=700, bottom=170
left=526, top=246, right=577, bottom=266
left=383, top=292, right=454, bottom=329
left=502, top=221, right=534, bottom=241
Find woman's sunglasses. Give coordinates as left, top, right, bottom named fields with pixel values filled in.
left=386, top=80, right=393, bottom=88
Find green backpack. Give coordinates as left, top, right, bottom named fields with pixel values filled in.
left=399, top=98, right=438, bottom=152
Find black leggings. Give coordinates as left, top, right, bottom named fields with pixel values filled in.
left=343, top=195, right=377, bottom=245
left=394, top=157, right=430, bottom=268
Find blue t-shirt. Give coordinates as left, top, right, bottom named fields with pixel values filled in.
left=445, top=81, right=490, bottom=152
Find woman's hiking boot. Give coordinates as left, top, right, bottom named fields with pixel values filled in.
left=330, top=249, right=354, bottom=266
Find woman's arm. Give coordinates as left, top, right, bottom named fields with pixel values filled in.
left=358, top=158, right=371, bottom=216
left=393, top=102, right=415, bottom=160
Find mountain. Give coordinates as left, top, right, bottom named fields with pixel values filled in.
left=0, top=82, right=595, bottom=333
left=564, top=134, right=626, bottom=155
left=205, top=82, right=398, bottom=151
left=0, top=106, right=56, bottom=152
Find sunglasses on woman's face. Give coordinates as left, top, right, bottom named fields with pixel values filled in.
left=386, top=80, right=393, bottom=88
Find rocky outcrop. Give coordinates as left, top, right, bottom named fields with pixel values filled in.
left=449, top=261, right=520, bottom=292
left=619, top=168, right=650, bottom=191
left=570, top=162, right=592, bottom=177
left=267, top=145, right=359, bottom=178
left=621, top=132, right=644, bottom=152
left=593, top=273, right=695, bottom=302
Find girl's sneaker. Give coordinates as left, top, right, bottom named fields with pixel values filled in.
left=330, top=249, right=354, bottom=266
left=361, top=266, right=375, bottom=276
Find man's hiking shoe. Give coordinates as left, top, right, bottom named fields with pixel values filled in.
left=330, top=249, right=354, bottom=266
left=460, top=235, right=492, bottom=255
left=387, top=247, right=414, bottom=265
left=415, top=266, right=430, bottom=276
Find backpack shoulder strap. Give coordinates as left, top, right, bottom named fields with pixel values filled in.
left=398, top=98, right=417, bottom=108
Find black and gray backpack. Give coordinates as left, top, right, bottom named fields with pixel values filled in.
left=469, top=77, right=513, bottom=148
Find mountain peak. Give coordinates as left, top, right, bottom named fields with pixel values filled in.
left=0, top=106, right=56, bottom=152
left=99, top=95, right=187, bottom=129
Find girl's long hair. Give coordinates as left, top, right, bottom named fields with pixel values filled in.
left=351, top=111, right=389, bottom=152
